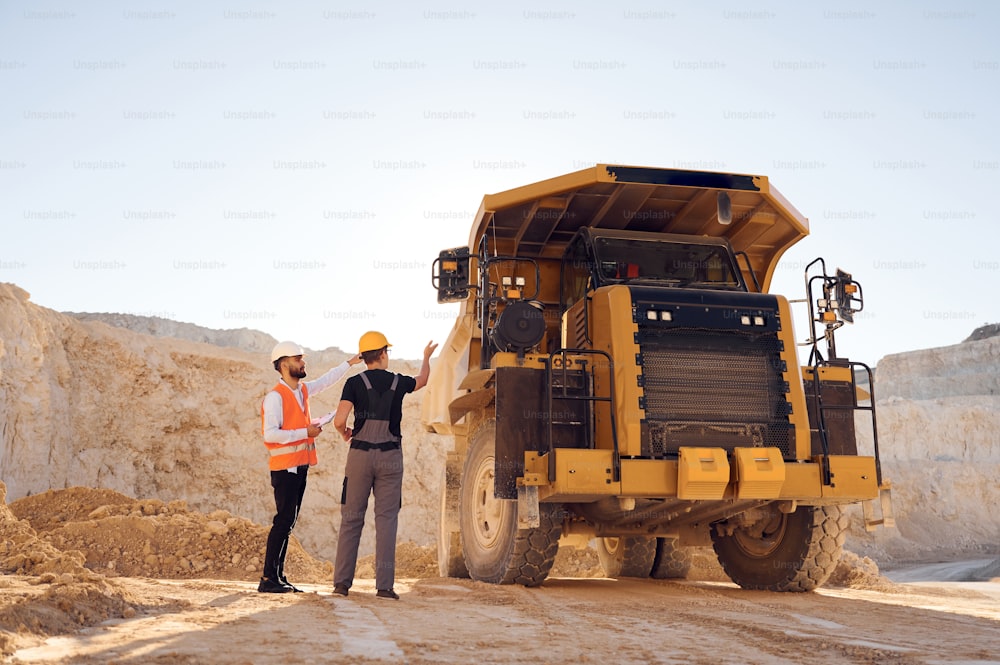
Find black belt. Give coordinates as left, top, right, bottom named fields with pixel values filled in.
left=350, top=440, right=400, bottom=451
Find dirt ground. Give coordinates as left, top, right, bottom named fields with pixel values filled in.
left=2, top=487, right=999, bottom=664
left=3, top=566, right=999, bottom=665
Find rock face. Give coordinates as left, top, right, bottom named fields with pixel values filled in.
left=0, top=283, right=447, bottom=564
left=1, top=281, right=996, bottom=565
left=64, top=312, right=281, bottom=355
left=964, top=322, right=1000, bottom=342
left=851, top=336, right=1000, bottom=561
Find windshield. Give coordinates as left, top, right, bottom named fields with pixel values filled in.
left=593, top=237, right=742, bottom=288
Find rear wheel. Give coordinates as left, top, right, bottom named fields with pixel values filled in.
left=596, top=536, right=656, bottom=578
left=711, top=504, right=847, bottom=592
left=459, top=420, right=561, bottom=586
left=650, top=537, right=691, bottom=579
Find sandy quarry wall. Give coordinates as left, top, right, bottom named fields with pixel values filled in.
left=851, top=336, right=1000, bottom=562
left=1, top=281, right=996, bottom=565
left=0, top=283, right=449, bottom=564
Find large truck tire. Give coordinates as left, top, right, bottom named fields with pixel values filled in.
left=459, top=420, right=561, bottom=586
left=650, top=537, right=691, bottom=579
left=596, top=536, right=656, bottom=578
left=711, top=504, right=847, bottom=592
left=438, top=453, right=470, bottom=578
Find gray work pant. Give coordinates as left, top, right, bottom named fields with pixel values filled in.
left=333, top=446, right=403, bottom=590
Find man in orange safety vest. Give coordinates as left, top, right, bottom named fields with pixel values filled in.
left=258, top=341, right=362, bottom=593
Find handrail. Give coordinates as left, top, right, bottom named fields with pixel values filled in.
left=546, top=348, right=620, bottom=483
left=808, top=359, right=881, bottom=487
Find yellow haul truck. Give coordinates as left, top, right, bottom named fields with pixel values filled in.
left=423, top=164, right=893, bottom=592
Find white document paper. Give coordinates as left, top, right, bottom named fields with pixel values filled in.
left=311, top=411, right=335, bottom=427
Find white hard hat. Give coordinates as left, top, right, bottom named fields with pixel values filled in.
left=270, top=341, right=305, bottom=363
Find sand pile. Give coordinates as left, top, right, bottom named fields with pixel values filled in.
left=9, top=487, right=329, bottom=583
left=0, top=481, right=446, bottom=655
left=0, top=482, right=142, bottom=657
left=1, top=486, right=90, bottom=581
left=5, top=484, right=454, bottom=585
left=825, top=551, right=900, bottom=592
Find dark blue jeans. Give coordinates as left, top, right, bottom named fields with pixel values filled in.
left=263, top=465, right=308, bottom=581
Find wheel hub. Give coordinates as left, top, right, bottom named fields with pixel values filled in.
left=470, top=454, right=506, bottom=550
left=731, top=508, right=788, bottom=558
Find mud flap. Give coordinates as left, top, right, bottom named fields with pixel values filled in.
left=863, top=481, right=895, bottom=531
left=517, top=484, right=540, bottom=529
left=496, top=367, right=542, bottom=500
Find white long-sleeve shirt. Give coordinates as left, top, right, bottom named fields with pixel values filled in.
left=261, top=361, right=352, bottom=445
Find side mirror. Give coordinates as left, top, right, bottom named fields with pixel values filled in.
left=431, top=246, right=471, bottom=303
left=833, top=268, right=862, bottom=323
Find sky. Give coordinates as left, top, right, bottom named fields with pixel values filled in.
left=1, top=1, right=998, bottom=365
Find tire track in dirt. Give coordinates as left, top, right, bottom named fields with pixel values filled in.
left=326, top=594, right=404, bottom=660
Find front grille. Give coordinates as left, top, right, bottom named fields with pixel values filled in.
left=639, top=327, right=793, bottom=458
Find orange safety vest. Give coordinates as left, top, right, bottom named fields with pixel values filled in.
left=261, top=382, right=317, bottom=471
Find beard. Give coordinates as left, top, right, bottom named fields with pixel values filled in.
left=290, top=367, right=307, bottom=379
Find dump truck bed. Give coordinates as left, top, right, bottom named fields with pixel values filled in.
left=470, top=164, right=810, bottom=293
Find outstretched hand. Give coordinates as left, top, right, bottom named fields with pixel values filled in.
left=414, top=341, right=437, bottom=391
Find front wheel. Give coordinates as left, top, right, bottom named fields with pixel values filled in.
left=711, top=504, right=847, bottom=592
left=459, top=420, right=561, bottom=586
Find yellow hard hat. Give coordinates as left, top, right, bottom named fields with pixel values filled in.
left=271, top=341, right=305, bottom=363
left=359, top=331, right=391, bottom=354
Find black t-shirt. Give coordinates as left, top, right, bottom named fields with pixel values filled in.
left=340, top=369, right=417, bottom=438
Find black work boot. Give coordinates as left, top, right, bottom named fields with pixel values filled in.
left=278, top=576, right=303, bottom=592
left=258, top=577, right=292, bottom=593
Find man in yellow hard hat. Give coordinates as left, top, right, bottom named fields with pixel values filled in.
left=331, top=331, right=437, bottom=599
left=259, top=341, right=363, bottom=593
